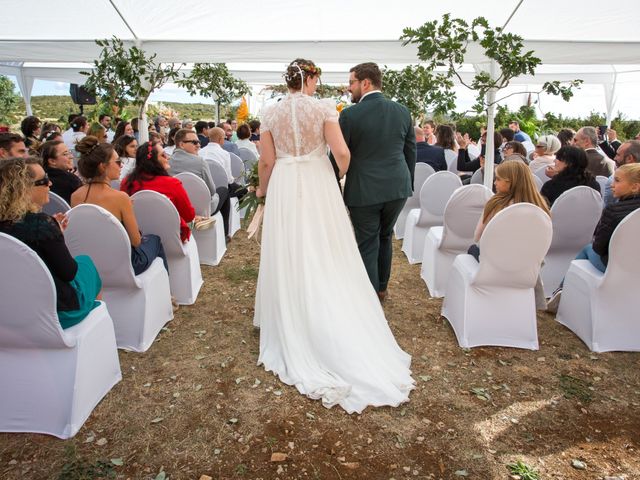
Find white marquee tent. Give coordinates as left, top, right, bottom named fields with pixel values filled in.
left=2, top=0, right=639, bottom=119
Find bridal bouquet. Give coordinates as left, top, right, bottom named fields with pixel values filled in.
left=238, top=162, right=265, bottom=239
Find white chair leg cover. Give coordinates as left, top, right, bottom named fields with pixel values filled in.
left=193, top=211, right=226, bottom=266
left=556, top=261, right=640, bottom=352
left=441, top=255, right=539, bottom=350
left=0, top=302, right=122, bottom=439
left=168, top=235, right=203, bottom=305
left=102, top=258, right=173, bottom=352
left=229, top=197, right=241, bottom=237
left=421, top=227, right=456, bottom=298
left=400, top=209, right=425, bottom=264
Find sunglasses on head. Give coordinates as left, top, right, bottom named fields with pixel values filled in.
left=33, top=173, right=50, bottom=187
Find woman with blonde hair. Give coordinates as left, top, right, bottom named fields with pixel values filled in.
left=0, top=157, right=102, bottom=329
left=472, top=160, right=551, bottom=251
left=87, top=123, right=108, bottom=143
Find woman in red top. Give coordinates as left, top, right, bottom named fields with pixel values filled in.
left=121, top=141, right=196, bottom=243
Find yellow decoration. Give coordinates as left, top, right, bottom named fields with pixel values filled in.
left=237, top=96, right=249, bottom=124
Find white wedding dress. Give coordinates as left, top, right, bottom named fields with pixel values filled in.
left=254, top=92, right=415, bottom=414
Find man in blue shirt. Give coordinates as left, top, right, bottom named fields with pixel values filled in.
left=509, top=120, right=532, bottom=143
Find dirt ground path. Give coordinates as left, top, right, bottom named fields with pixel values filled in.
left=1, top=233, right=639, bottom=480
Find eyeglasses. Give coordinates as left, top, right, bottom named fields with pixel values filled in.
left=348, top=79, right=361, bottom=86
left=183, top=140, right=201, bottom=146
left=33, top=173, right=50, bottom=187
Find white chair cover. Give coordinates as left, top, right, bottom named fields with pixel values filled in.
left=595, top=175, right=609, bottom=199
left=131, top=190, right=203, bottom=305
left=64, top=204, right=173, bottom=351
left=237, top=147, right=258, bottom=171
left=394, top=163, right=435, bottom=239
left=469, top=169, right=483, bottom=184
left=541, top=186, right=603, bottom=297
left=207, top=160, right=241, bottom=237
left=441, top=203, right=552, bottom=349
left=176, top=172, right=226, bottom=266
left=445, top=149, right=458, bottom=174
left=534, top=166, right=551, bottom=186
left=556, top=209, right=640, bottom=352
left=41, top=191, right=70, bottom=216
left=402, top=171, right=462, bottom=264
left=0, top=233, right=121, bottom=438
left=533, top=175, right=544, bottom=191
left=229, top=152, right=246, bottom=185
left=421, top=184, right=493, bottom=297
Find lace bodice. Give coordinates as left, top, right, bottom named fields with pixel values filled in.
left=260, top=93, right=338, bottom=157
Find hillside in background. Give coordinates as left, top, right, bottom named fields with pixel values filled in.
left=22, top=96, right=227, bottom=124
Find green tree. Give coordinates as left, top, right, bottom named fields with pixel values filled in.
left=401, top=14, right=582, bottom=184
left=81, top=37, right=183, bottom=140
left=177, top=63, right=249, bottom=122
left=382, top=65, right=456, bottom=120
left=0, top=75, right=21, bottom=125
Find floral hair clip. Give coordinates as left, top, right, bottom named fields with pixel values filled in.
left=147, top=142, right=154, bottom=160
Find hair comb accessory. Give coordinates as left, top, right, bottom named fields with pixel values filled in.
left=147, top=142, right=154, bottom=160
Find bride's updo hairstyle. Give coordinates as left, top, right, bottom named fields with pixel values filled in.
left=284, top=58, right=322, bottom=91
left=76, top=135, right=115, bottom=180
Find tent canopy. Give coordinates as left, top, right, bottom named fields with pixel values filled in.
left=2, top=0, right=639, bottom=116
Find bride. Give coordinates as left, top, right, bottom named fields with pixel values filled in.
left=254, top=58, right=414, bottom=414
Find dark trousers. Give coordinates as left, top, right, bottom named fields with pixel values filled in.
left=348, top=198, right=406, bottom=292
left=218, top=182, right=248, bottom=237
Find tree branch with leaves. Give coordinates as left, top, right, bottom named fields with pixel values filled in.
left=81, top=37, right=183, bottom=123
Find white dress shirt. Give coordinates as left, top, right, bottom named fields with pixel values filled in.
left=200, top=142, right=233, bottom=183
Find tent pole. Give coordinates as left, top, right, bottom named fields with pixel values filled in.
left=483, top=60, right=498, bottom=190
left=16, top=68, right=34, bottom=117
left=604, top=70, right=618, bottom=127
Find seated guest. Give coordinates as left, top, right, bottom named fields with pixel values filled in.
left=41, top=140, right=83, bottom=203
left=87, top=123, right=108, bottom=143
left=218, top=122, right=240, bottom=155
left=163, top=127, right=180, bottom=157
left=39, top=122, right=61, bottom=143
left=602, top=140, right=640, bottom=207
left=540, top=146, right=600, bottom=207
left=469, top=160, right=551, bottom=259
left=575, top=126, right=615, bottom=177
left=502, top=141, right=528, bottom=161
left=422, top=120, right=437, bottom=145
left=529, top=134, right=561, bottom=172
left=62, top=114, right=79, bottom=147
left=415, top=126, right=447, bottom=171
left=435, top=124, right=458, bottom=171
left=249, top=119, right=261, bottom=142
left=0, top=132, right=29, bottom=159
left=113, top=135, right=138, bottom=181
left=547, top=163, right=640, bottom=311
left=66, top=116, right=88, bottom=150
left=598, top=127, right=621, bottom=159
left=0, top=157, right=101, bottom=329
left=456, top=131, right=502, bottom=177
left=169, top=128, right=219, bottom=212
left=71, top=136, right=167, bottom=275
left=499, top=127, right=515, bottom=143
left=113, top=120, right=134, bottom=143
left=20, top=115, right=41, bottom=149
left=195, top=121, right=210, bottom=147
left=121, top=142, right=196, bottom=244
left=557, top=128, right=576, bottom=147
left=200, top=127, right=248, bottom=239
left=235, top=123, right=260, bottom=158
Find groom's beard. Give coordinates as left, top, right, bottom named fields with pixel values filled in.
left=350, top=93, right=361, bottom=104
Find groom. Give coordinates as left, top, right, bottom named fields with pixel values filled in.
left=337, top=62, right=416, bottom=301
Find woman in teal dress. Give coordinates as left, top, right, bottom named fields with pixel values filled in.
left=0, top=157, right=101, bottom=329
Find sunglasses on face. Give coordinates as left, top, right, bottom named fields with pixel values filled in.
left=33, top=173, right=50, bottom=187
left=115, top=159, right=122, bottom=166
left=183, top=140, right=201, bottom=146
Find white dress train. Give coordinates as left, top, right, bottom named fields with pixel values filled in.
left=254, top=93, right=415, bottom=414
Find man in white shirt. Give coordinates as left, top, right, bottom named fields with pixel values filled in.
left=200, top=127, right=247, bottom=240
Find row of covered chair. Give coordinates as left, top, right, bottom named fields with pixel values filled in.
left=398, top=168, right=640, bottom=353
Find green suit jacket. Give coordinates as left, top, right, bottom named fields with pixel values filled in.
left=337, top=92, right=416, bottom=207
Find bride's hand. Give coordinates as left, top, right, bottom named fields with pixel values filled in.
left=256, top=187, right=266, bottom=198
